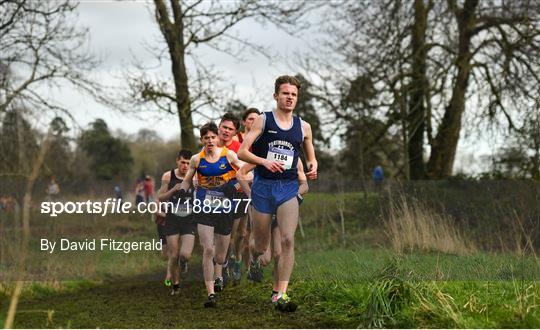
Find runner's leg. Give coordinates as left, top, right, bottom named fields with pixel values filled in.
left=271, top=224, right=282, bottom=294
left=166, top=234, right=180, bottom=285
left=198, top=224, right=215, bottom=295
left=275, top=198, right=298, bottom=294
left=251, top=207, right=273, bottom=259
left=234, top=215, right=248, bottom=263
left=179, top=233, right=195, bottom=267
left=214, top=233, right=231, bottom=273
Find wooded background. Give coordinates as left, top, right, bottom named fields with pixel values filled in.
left=1, top=0, right=539, bottom=195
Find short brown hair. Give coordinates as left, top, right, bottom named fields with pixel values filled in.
left=242, top=108, right=261, bottom=121
left=220, top=112, right=240, bottom=130
left=176, top=149, right=192, bottom=160
left=274, top=75, right=301, bottom=94
left=200, top=122, right=218, bottom=137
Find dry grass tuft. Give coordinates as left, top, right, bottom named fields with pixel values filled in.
left=384, top=195, right=475, bottom=255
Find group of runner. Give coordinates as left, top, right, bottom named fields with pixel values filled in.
left=154, top=75, right=318, bottom=312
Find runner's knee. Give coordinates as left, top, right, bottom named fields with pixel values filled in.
left=260, top=251, right=271, bottom=266
left=179, top=251, right=191, bottom=261
left=253, top=243, right=267, bottom=256
left=214, top=255, right=226, bottom=265
left=202, top=245, right=214, bottom=258
left=281, top=234, right=294, bottom=250
left=252, top=247, right=264, bottom=259
left=169, top=249, right=180, bottom=260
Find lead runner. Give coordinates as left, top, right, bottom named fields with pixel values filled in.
left=238, top=75, right=318, bottom=312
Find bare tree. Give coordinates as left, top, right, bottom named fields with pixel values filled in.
left=425, top=0, right=540, bottom=178
left=305, top=0, right=540, bottom=179
left=296, top=1, right=412, bottom=178
left=0, top=0, right=100, bottom=117
left=123, top=0, right=316, bottom=150
left=4, top=129, right=52, bottom=329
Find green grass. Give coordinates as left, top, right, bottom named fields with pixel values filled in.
left=1, top=190, right=539, bottom=328
left=293, top=252, right=539, bottom=328
left=2, top=248, right=538, bottom=328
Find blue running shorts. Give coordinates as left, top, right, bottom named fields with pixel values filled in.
left=251, top=176, right=299, bottom=215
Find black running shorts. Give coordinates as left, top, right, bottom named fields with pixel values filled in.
left=194, top=212, right=233, bottom=236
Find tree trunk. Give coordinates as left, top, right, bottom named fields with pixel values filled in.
left=427, top=0, right=479, bottom=179
left=171, top=54, right=196, bottom=150
left=154, top=0, right=197, bottom=151
left=408, top=0, right=429, bottom=179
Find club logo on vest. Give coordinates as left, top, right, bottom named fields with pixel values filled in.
left=219, top=163, right=226, bottom=170
left=268, top=130, right=278, bottom=134
left=268, top=140, right=294, bottom=150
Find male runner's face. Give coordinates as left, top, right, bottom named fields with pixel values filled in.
left=201, top=131, right=219, bottom=152
left=274, top=83, right=298, bottom=112
left=242, top=113, right=259, bottom=132
left=176, top=157, right=190, bottom=175
left=218, top=120, right=237, bottom=143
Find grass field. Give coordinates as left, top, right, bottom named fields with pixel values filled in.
left=1, top=189, right=539, bottom=328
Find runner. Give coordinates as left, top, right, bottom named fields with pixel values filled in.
left=178, top=122, right=244, bottom=308
left=219, top=108, right=260, bottom=283
left=216, top=111, right=252, bottom=284
left=238, top=75, right=318, bottom=312
left=236, top=108, right=261, bottom=143
left=238, top=159, right=309, bottom=302
left=231, top=108, right=261, bottom=282
left=157, top=149, right=196, bottom=295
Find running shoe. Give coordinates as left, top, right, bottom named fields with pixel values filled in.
left=204, top=294, right=217, bottom=308
left=164, top=278, right=172, bottom=287
left=170, top=284, right=180, bottom=296
left=271, top=292, right=279, bottom=306
left=232, top=260, right=242, bottom=282
left=214, top=277, right=224, bottom=292
left=247, top=259, right=263, bottom=283
left=179, top=259, right=188, bottom=274
left=275, top=293, right=298, bottom=312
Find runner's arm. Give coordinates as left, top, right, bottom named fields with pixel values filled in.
left=297, top=159, right=309, bottom=195
left=302, top=120, right=318, bottom=180
left=179, top=155, right=198, bottom=192
left=157, top=172, right=172, bottom=201
left=237, top=163, right=256, bottom=197
left=238, top=115, right=284, bottom=173
left=227, top=150, right=245, bottom=170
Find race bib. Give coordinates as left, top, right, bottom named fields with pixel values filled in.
left=204, top=190, right=227, bottom=208
left=174, top=203, right=191, bottom=217
left=266, top=147, right=294, bottom=170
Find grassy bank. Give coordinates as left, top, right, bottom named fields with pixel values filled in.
left=1, top=248, right=538, bottom=328
left=1, top=185, right=539, bottom=327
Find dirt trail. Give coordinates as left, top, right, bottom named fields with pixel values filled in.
left=12, top=264, right=342, bottom=328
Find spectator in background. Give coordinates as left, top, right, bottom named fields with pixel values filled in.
left=135, top=178, right=145, bottom=206
left=372, top=165, right=384, bottom=188
left=114, top=185, right=123, bottom=203
left=46, top=176, right=60, bottom=201
left=144, top=175, right=155, bottom=202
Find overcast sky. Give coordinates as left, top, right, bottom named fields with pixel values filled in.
left=51, top=0, right=498, bottom=174
left=61, top=0, right=310, bottom=142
